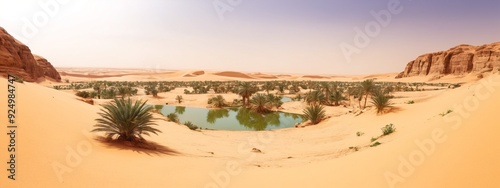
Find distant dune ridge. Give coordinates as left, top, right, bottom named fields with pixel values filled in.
left=396, top=42, right=500, bottom=78
left=213, top=71, right=256, bottom=79
left=0, top=27, right=61, bottom=82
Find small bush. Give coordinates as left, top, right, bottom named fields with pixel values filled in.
left=406, top=100, right=415, bottom=104
left=371, top=137, right=378, bottom=142
left=450, top=84, right=461, bottom=89
left=166, top=113, right=179, bottom=123
left=439, top=109, right=453, bottom=116
left=370, top=142, right=381, bottom=147
left=381, top=124, right=396, bottom=136
left=184, top=121, right=199, bottom=130
left=76, top=91, right=91, bottom=98
left=356, top=132, right=364, bottom=137
left=176, top=95, right=183, bottom=103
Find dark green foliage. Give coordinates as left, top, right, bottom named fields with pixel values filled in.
left=184, top=121, right=199, bottom=130
left=302, top=104, right=326, bottom=125
left=76, top=91, right=91, bottom=98
left=167, top=113, right=179, bottom=123
left=91, top=98, right=160, bottom=142
left=381, top=124, right=396, bottom=136
left=370, top=142, right=381, bottom=147
left=371, top=88, right=392, bottom=114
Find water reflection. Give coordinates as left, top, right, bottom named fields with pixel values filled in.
left=207, top=108, right=229, bottom=124
left=175, top=106, right=186, bottom=115
left=158, top=105, right=303, bottom=131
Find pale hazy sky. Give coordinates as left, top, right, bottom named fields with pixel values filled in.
left=1, top=0, right=499, bottom=75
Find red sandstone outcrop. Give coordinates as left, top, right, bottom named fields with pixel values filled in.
left=396, top=42, right=500, bottom=78
left=0, top=27, right=61, bottom=82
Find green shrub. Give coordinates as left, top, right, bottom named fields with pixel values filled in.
left=406, top=100, right=415, bottom=104
left=439, top=109, right=453, bottom=116
left=370, top=142, right=381, bottom=147
left=76, top=91, right=91, bottom=98
left=184, top=121, right=199, bottom=130
left=167, top=113, right=179, bottom=123
left=381, top=124, right=396, bottom=136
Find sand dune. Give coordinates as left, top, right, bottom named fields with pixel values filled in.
left=302, top=75, right=329, bottom=79
left=213, top=71, right=256, bottom=79
left=3, top=70, right=500, bottom=187
left=192, top=70, right=205, bottom=76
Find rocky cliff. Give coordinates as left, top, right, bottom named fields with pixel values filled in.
left=396, top=42, right=500, bottom=78
left=0, top=27, right=61, bottom=82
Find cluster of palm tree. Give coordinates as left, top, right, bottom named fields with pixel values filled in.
left=248, top=93, right=283, bottom=113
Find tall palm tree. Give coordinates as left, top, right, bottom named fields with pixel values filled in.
left=371, top=88, right=392, bottom=114
left=360, top=79, right=375, bottom=109
left=238, top=82, right=256, bottom=107
left=330, top=90, right=345, bottom=106
left=262, top=82, right=274, bottom=94
left=91, top=98, right=161, bottom=142
left=93, top=84, right=102, bottom=99
left=320, top=82, right=332, bottom=105
left=303, top=104, right=326, bottom=125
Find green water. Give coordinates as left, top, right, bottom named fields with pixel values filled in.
left=155, top=105, right=303, bottom=131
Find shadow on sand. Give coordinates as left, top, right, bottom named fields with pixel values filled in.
left=94, top=136, right=181, bottom=156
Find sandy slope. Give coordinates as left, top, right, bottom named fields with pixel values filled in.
left=1, top=72, right=499, bottom=188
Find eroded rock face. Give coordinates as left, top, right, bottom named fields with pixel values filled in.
left=0, top=27, right=61, bottom=82
left=396, top=42, right=500, bottom=78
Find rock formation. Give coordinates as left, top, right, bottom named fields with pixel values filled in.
left=0, top=27, right=61, bottom=82
left=396, top=42, right=500, bottom=78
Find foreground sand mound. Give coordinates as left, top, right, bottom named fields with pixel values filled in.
left=213, top=71, right=256, bottom=79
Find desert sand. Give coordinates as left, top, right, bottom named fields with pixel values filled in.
left=1, top=68, right=499, bottom=188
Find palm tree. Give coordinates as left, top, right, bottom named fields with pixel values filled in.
left=371, top=88, right=392, bottom=114
left=345, top=87, right=354, bottom=106
left=250, top=93, right=272, bottom=113
left=267, top=94, right=283, bottom=109
left=91, top=98, right=161, bottom=142
left=360, top=79, right=375, bottom=109
left=320, top=82, right=332, bottom=105
left=209, top=95, right=227, bottom=108
left=93, top=83, right=102, bottom=99
left=117, top=87, right=130, bottom=99
left=330, top=90, right=345, bottom=106
left=302, top=104, right=326, bottom=125
left=262, top=82, right=274, bottom=94
left=238, top=82, right=256, bottom=107
left=306, top=90, right=326, bottom=105
left=176, top=95, right=183, bottom=104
